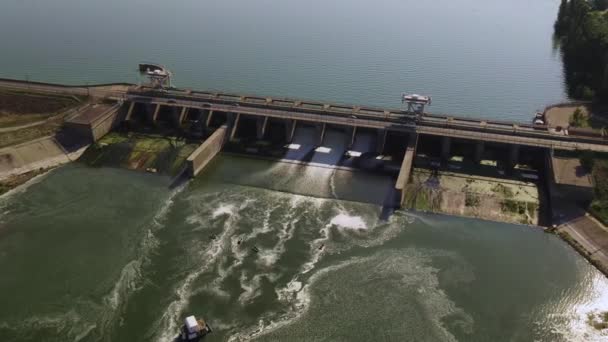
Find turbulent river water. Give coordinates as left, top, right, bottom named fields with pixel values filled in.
left=1, top=0, right=607, bottom=341
left=1, top=158, right=608, bottom=342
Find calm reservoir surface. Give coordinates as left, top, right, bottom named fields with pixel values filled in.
left=1, top=0, right=604, bottom=341
left=0, top=0, right=565, bottom=121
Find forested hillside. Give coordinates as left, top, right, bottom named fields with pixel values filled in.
left=555, top=0, right=608, bottom=101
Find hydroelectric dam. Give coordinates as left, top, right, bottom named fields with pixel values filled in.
left=2, top=78, right=607, bottom=210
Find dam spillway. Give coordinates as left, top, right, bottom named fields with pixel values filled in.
left=0, top=78, right=600, bottom=216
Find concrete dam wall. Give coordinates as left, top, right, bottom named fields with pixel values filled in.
left=186, top=125, right=228, bottom=177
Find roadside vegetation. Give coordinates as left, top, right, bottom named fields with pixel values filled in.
left=580, top=151, right=608, bottom=222
left=569, top=108, right=590, bottom=127
left=554, top=0, right=608, bottom=101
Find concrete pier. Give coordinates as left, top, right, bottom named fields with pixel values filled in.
left=287, top=120, right=297, bottom=142
left=396, top=134, right=418, bottom=206
left=256, top=116, right=269, bottom=140
left=206, top=110, right=214, bottom=127
left=179, top=107, right=188, bottom=124
left=509, top=144, right=520, bottom=169
left=441, top=136, right=451, bottom=161
left=230, top=113, right=241, bottom=141
left=186, top=125, right=228, bottom=177
left=376, top=129, right=387, bottom=154
left=151, top=104, right=161, bottom=123
left=474, top=141, right=485, bottom=164
left=319, top=123, right=327, bottom=146
left=125, top=102, right=135, bottom=121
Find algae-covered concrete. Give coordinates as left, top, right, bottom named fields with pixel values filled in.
left=79, top=132, right=198, bottom=176
left=403, top=168, right=540, bottom=225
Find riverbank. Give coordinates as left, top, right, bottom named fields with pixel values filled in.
left=542, top=103, right=608, bottom=278
left=402, top=168, right=541, bottom=226
left=0, top=167, right=54, bottom=196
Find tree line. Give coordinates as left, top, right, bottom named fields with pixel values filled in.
left=554, top=0, right=608, bottom=101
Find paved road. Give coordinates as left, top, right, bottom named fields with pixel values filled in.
left=4, top=78, right=608, bottom=152
left=130, top=93, right=608, bottom=152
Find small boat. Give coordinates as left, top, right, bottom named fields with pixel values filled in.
left=251, top=246, right=259, bottom=253
left=175, top=315, right=212, bottom=342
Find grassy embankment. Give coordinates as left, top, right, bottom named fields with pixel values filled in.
left=0, top=89, right=83, bottom=148
left=79, top=132, right=198, bottom=177
left=0, top=89, right=84, bottom=195
left=579, top=151, right=608, bottom=223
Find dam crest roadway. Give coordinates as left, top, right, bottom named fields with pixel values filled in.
left=2, top=77, right=607, bottom=209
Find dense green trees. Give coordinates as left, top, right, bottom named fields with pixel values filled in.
left=554, top=0, right=608, bottom=101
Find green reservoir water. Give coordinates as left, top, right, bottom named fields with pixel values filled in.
left=2, top=0, right=606, bottom=341
left=0, top=0, right=565, bottom=121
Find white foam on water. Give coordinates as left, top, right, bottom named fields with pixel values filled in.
left=96, top=184, right=186, bottom=336
left=251, top=249, right=473, bottom=342
left=213, top=204, right=236, bottom=219
left=0, top=310, right=93, bottom=342
left=254, top=198, right=305, bottom=269
left=0, top=169, right=55, bottom=223
left=540, top=271, right=608, bottom=341
left=155, top=201, right=244, bottom=342
left=72, top=323, right=97, bottom=342
left=152, top=182, right=188, bottom=228
left=329, top=168, right=338, bottom=199
left=238, top=273, right=263, bottom=304
left=104, top=260, right=142, bottom=311
left=329, top=213, right=367, bottom=230
left=256, top=249, right=280, bottom=268
left=231, top=257, right=368, bottom=342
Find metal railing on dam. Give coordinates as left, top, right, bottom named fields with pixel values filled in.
left=126, top=89, right=608, bottom=152
left=2, top=78, right=608, bottom=152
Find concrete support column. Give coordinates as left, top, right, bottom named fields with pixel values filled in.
left=397, top=133, right=419, bottom=207
left=441, top=136, right=451, bottom=161
left=206, top=110, right=214, bottom=127
left=474, top=141, right=485, bottom=164
left=318, top=123, right=327, bottom=146
left=125, top=102, right=135, bottom=121
left=144, top=104, right=155, bottom=123
left=509, top=144, right=520, bottom=169
left=286, top=120, right=297, bottom=142
left=349, top=126, right=357, bottom=148
left=179, top=107, right=188, bottom=124
left=256, top=116, right=269, bottom=140
left=376, top=129, right=387, bottom=154
left=230, top=113, right=241, bottom=141
left=152, top=104, right=161, bottom=123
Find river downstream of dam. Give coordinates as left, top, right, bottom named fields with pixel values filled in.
left=1, top=156, right=608, bottom=342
